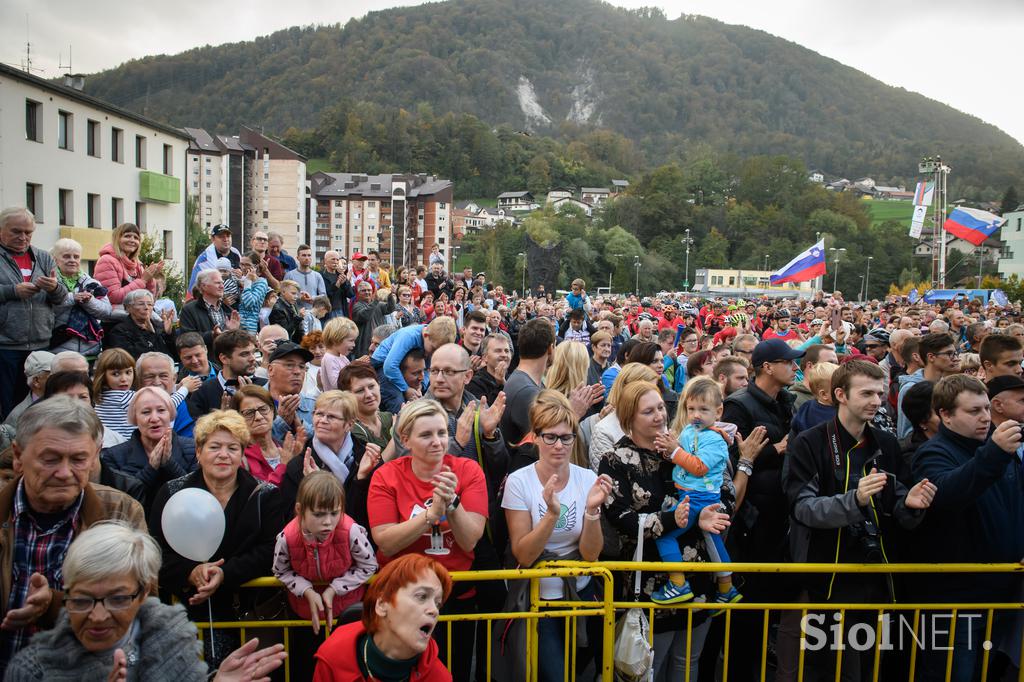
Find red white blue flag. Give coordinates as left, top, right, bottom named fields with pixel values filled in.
left=770, top=240, right=826, bottom=285
left=942, top=207, right=1005, bottom=246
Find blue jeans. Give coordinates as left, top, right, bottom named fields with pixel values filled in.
left=0, top=349, right=30, bottom=421
left=536, top=579, right=600, bottom=682
left=655, top=492, right=731, bottom=574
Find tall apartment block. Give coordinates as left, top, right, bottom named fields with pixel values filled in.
left=308, top=172, right=453, bottom=267
left=185, top=126, right=306, bottom=254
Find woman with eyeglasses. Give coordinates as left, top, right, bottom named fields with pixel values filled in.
left=5, top=521, right=286, bottom=682
left=280, top=390, right=381, bottom=529
left=232, top=384, right=306, bottom=486
left=391, top=285, right=425, bottom=327
left=502, top=389, right=613, bottom=682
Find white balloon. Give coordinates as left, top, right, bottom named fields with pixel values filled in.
left=161, top=488, right=226, bottom=562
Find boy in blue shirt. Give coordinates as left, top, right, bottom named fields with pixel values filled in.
left=652, top=377, right=742, bottom=609
left=371, top=316, right=457, bottom=408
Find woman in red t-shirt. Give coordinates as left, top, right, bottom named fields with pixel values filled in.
left=367, top=398, right=487, bottom=678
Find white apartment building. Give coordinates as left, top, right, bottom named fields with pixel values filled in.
left=0, top=64, right=188, bottom=269
left=184, top=126, right=305, bottom=254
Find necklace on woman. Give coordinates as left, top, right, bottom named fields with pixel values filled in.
left=362, top=637, right=377, bottom=681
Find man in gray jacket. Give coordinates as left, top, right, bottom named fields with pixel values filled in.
left=0, top=208, right=66, bottom=420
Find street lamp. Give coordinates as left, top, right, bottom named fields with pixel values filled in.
left=829, top=247, right=847, bottom=292
left=764, top=254, right=770, bottom=272
left=634, top=255, right=641, bottom=296
left=864, top=256, right=873, bottom=301
left=858, top=275, right=865, bottom=302
left=610, top=253, right=624, bottom=293
left=517, top=252, right=526, bottom=296
left=681, top=230, right=694, bottom=291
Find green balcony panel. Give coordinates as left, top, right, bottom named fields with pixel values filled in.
left=139, top=171, right=181, bottom=203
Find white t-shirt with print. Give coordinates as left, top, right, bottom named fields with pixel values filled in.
left=502, top=462, right=596, bottom=599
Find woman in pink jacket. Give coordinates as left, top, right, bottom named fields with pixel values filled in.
left=93, top=222, right=162, bottom=309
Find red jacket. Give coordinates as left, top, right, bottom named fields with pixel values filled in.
left=243, top=444, right=287, bottom=486
left=92, top=243, right=156, bottom=305
left=283, top=515, right=364, bottom=620
left=313, top=621, right=451, bottom=681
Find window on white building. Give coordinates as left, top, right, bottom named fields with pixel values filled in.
left=87, top=194, right=100, bottom=228
left=87, top=120, right=100, bottom=157
left=135, top=135, right=146, bottom=169
left=58, top=189, right=73, bottom=225
left=111, top=197, right=124, bottom=226
left=25, top=183, right=42, bottom=221
left=111, top=128, right=123, bottom=163
left=25, top=100, right=41, bottom=142
left=57, top=111, right=73, bottom=150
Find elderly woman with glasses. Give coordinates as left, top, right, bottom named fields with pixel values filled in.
left=231, top=384, right=305, bottom=486
left=280, top=390, right=381, bottom=529
left=49, top=238, right=112, bottom=358
left=106, top=289, right=176, bottom=359
left=4, top=522, right=286, bottom=681
left=149, top=410, right=283, bottom=668
left=502, top=390, right=613, bottom=682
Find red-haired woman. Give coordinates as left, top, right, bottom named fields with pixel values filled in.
left=313, top=554, right=453, bottom=681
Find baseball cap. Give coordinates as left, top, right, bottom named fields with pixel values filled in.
left=210, top=224, right=231, bottom=236
left=25, top=351, right=55, bottom=378
left=751, top=339, right=805, bottom=368
left=268, top=341, right=314, bottom=364
left=351, top=252, right=368, bottom=261
left=987, top=375, right=1024, bottom=400
left=213, top=257, right=233, bottom=271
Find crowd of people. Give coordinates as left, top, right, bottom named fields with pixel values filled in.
left=0, top=204, right=1021, bottom=682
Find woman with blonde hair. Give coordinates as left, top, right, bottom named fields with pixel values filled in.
left=93, top=222, right=161, bottom=310
left=502, top=389, right=613, bottom=682
left=149, top=410, right=283, bottom=667
left=587, top=363, right=660, bottom=470
left=366, top=398, right=488, bottom=679
left=280, top=390, right=380, bottom=528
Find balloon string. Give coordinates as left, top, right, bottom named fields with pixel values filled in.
left=208, top=599, right=216, bottom=662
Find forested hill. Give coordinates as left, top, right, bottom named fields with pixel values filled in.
left=81, top=0, right=1023, bottom=192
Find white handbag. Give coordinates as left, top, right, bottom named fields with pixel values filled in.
left=613, top=513, right=655, bottom=681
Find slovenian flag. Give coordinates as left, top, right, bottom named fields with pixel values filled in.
left=913, top=181, right=934, bottom=207
left=942, top=207, right=1005, bottom=246
left=770, top=240, right=826, bottom=285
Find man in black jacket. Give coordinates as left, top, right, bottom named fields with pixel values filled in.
left=468, top=333, right=511, bottom=405
left=719, top=338, right=803, bottom=681
left=321, top=250, right=353, bottom=319
left=782, top=360, right=934, bottom=679
left=187, top=329, right=264, bottom=420
left=179, top=269, right=239, bottom=353
left=424, top=262, right=453, bottom=299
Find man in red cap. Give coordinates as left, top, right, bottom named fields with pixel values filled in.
left=349, top=252, right=375, bottom=294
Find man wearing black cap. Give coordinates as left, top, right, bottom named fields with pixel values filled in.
left=187, top=224, right=241, bottom=292
left=265, top=341, right=315, bottom=441
left=720, top=338, right=804, bottom=679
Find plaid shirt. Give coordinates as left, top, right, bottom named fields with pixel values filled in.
left=0, top=482, right=83, bottom=672
left=205, top=298, right=226, bottom=329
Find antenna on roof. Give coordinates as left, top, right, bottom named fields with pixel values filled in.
left=58, top=44, right=72, bottom=75
left=19, top=16, right=45, bottom=75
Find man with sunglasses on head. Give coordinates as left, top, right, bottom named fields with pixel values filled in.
left=896, top=333, right=961, bottom=440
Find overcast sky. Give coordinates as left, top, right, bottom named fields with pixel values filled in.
left=3, top=0, right=1021, bottom=145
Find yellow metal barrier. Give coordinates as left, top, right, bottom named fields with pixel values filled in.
left=542, top=561, right=1024, bottom=682
left=197, top=565, right=615, bottom=682
left=191, top=562, right=1023, bottom=681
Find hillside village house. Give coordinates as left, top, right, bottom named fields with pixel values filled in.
left=497, top=191, right=537, bottom=211
left=0, top=64, right=187, bottom=269
left=580, top=187, right=611, bottom=205
left=550, top=197, right=593, bottom=217
left=185, top=126, right=306, bottom=255
left=695, top=267, right=815, bottom=298
left=309, top=172, right=452, bottom=267
left=611, top=179, right=630, bottom=194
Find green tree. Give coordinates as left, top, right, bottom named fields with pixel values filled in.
left=1001, top=186, right=1019, bottom=215
left=694, top=227, right=729, bottom=268
left=526, top=155, right=552, bottom=196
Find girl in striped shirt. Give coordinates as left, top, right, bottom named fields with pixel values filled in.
left=92, top=348, right=193, bottom=439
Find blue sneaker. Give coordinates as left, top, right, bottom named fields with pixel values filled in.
left=711, top=587, right=742, bottom=616
left=651, top=581, right=694, bottom=605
